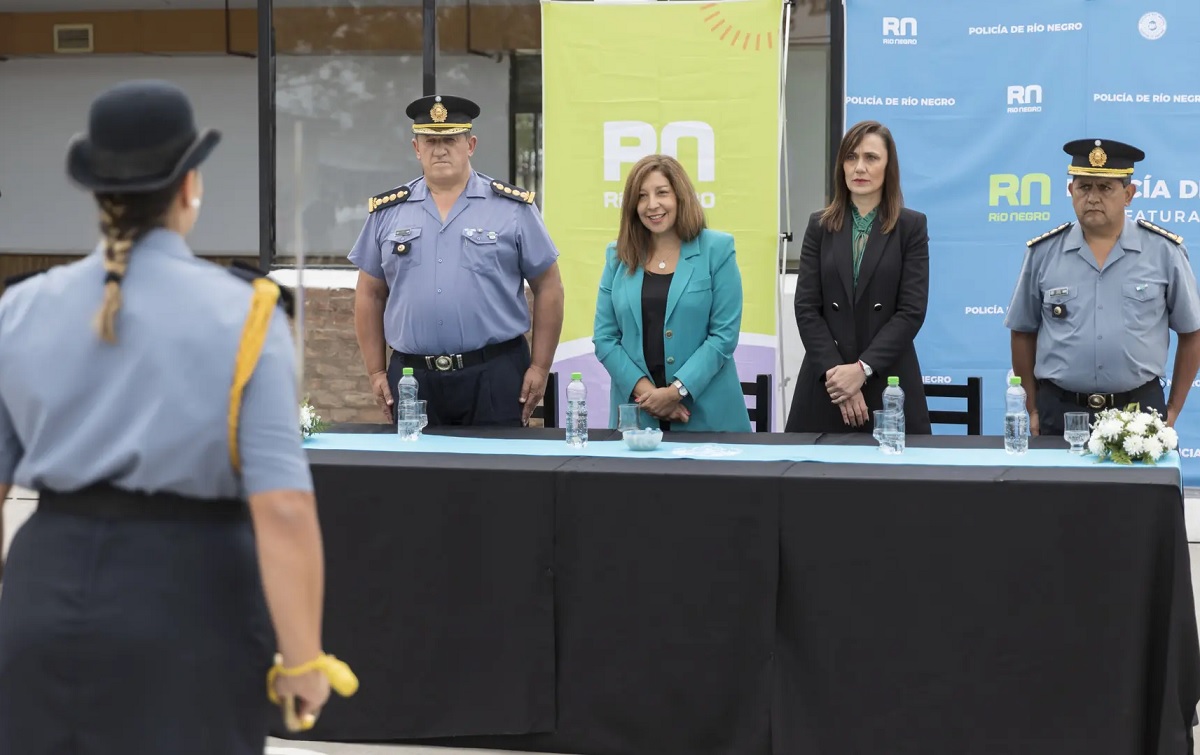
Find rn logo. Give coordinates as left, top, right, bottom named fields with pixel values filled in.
left=1006, top=84, right=1043, bottom=113
left=883, top=16, right=916, bottom=38
left=602, top=121, right=716, bottom=208
left=987, top=172, right=1052, bottom=222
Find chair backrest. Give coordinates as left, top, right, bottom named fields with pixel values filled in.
left=741, top=374, right=772, bottom=433
left=530, top=371, right=560, bottom=428
left=923, top=377, right=983, bottom=435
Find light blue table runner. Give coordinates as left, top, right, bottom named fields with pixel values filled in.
left=304, top=433, right=1181, bottom=471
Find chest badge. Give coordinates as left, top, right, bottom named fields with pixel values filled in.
left=394, top=242, right=409, bottom=255
left=1051, top=304, right=1067, bottom=319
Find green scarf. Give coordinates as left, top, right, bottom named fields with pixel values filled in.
left=850, top=204, right=877, bottom=287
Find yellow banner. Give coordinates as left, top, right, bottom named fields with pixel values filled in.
left=542, top=0, right=782, bottom=424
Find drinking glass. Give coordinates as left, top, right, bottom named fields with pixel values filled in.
left=397, top=400, right=423, bottom=441
left=1063, top=412, right=1090, bottom=454
left=412, top=400, right=428, bottom=433
left=618, top=403, right=643, bottom=433
left=872, top=410, right=887, bottom=447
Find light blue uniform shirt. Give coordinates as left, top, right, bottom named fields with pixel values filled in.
left=347, top=171, right=559, bottom=355
left=1005, top=218, right=1200, bottom=393
left=0, top=229, right=312, bottom=499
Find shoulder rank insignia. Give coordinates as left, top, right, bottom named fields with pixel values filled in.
left=227, top=260, right=294, bottom=318
left=1138, top=218, right=1183, bottom=245
left=368, top=186, right=411, bottom=214
left=490, top=179, right=536, bottom=204
left=1026, top=222, right=1073, bottom=248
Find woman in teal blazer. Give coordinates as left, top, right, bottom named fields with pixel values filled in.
left=592, top=154, right=751, bottom=433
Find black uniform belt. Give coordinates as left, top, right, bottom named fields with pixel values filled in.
left=1039, top=379, right=1157, bottom=410
left=395, top=336, right=524, bottom=372
left=38, top=484, right=247, bottom=521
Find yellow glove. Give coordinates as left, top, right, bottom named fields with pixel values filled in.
left=267, top=653, right=359, bottom=732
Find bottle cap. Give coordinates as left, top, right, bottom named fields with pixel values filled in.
left=887, top=376, right=899, bottom=386
left=1009, top=376, right=1021, bottom=386
left=403, top=367, right=414, bottom=376
left=571, top=372, right=582, bottom=380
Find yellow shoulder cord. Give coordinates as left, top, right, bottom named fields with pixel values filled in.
left=267, top=653, right=360, bottom=731
left=228, top=278, right=281, bottom=473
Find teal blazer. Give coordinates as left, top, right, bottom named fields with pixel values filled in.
left=592, top=228, right=752, bottom=433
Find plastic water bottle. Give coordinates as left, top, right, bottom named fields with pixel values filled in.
left=565, top=372, right=588, bottom=448
left=1004, top=375, right=1030, bottom=455
left=397, top=367, right=420, bottom=440
left=881, top=376, right=906, bottom=454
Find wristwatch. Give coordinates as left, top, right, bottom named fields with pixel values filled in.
left=672, top=379, right=689, bottom=398
left=858, top=360, right=874, bottom=378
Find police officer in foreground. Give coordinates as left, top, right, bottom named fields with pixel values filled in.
left=0, top=80, right=354, bottom=753
left=350, top=94, right=565, bottom=427
left=1006, top=138, right=1200, bottom=435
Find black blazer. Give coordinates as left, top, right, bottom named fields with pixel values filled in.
left=785, top=207, right=932, bottom=434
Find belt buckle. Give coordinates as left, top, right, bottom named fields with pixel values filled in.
left=1086, top=393, right=1107, bottom=410
left=434, top=355, right=454, bottom=372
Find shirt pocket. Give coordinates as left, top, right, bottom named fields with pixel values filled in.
left=381, top=228, right=423, bottom=273
left=1041, top=286, right=1078, bottom=322
left=460, top=228, right=503, bottom=275
left=1122, top=281, right=1166, bottom=330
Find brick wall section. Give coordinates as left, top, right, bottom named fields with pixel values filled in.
left=300, top=285, right=541, bottom=426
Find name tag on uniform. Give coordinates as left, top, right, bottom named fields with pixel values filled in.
left=1136, top=283, right=1148, bottom=292
left=1048, top=287, right=1070, bottom=297
left=392, top=229, right=411, bottom=238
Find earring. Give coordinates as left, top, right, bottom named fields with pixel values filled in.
left=190, top=198, right=202, bottom=209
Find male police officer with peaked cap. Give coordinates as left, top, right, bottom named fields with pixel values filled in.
left=349, top=94, right=565, bottom=427
left=1006, top=138, right=1200, bottom=436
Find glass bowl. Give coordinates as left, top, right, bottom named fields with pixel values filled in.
left=623, top=427, right=663, bottom=451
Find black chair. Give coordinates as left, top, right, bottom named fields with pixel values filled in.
left=741, top=374, right=772, bottom=433
left=924, top=377, right=983, bottom=435
left=530, top=371, right=559, bottom=428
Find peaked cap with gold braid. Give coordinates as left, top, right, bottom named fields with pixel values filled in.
left=406, top=94, right=480, bottom=136
left=1063, top=138, right=1144, bottom=178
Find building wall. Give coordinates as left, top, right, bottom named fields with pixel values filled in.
left=0, top=54, right=512, bottom=256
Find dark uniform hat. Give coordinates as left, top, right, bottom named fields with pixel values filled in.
left=1062, top=138, right=1144, bottom=179
left=67, top=79, right=221, bottom=193
left=406, top=94, right=480, bottom=136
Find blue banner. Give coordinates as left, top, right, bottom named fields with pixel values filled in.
left=845, top=0, right=1200, bottom=484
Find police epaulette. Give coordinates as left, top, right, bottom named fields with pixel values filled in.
left=1026, top=222, right=1073, bottom=248
left=227, top=261, right=295, bottom=318
left=490, top=179, right=536, bottom=204
left=368, top=186, right=411, bottom=214
left=1138, top=218, right=1184, bottom=245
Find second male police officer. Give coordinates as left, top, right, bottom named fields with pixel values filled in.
left=350, top=94, right=564, bottom=427
left=1006, top=138, right=1200, bottom=435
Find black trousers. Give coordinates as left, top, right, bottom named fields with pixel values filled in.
left=1035, top=378, right=1166, bottom=436
left=387, top=338, right=531, bottom=428
left=0, top=486, right=274, bottom=755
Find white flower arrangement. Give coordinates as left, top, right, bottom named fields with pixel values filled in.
left=1085, top=404, right=1177, bottom=464
left=300, top=399, right=327, bottom=438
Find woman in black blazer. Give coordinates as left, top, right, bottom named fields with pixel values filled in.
left=785, top=120, right=931, bottom=434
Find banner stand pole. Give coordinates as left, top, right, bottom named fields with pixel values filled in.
left=775, top=0, right=795, bottom=431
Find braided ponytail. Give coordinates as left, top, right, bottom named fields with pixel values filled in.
left=91, top=181, right=184, bottom=343
left=95, top=198, right=137, bottom=343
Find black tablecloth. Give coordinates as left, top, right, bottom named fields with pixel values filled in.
left=284, top=429, right=1200, bottom=755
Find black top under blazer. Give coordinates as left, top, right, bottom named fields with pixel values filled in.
left=785, top=207, right=932, bottom=434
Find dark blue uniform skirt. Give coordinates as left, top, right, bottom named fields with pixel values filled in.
left=0, top=486, right=274, bottom=755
